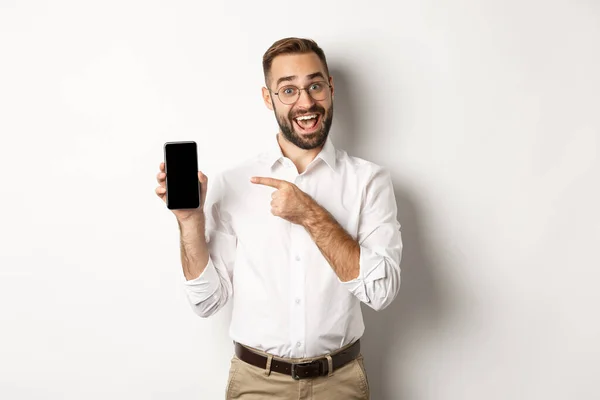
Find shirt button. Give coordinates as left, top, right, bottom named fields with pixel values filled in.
left=295, top=298, right=300, bottom=304
left=296, top=342, right=301, bottom=347
left=295, top=255, right=301, bottom=261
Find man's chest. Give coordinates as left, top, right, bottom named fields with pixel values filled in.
left=228, top=174, right=363, bottom=246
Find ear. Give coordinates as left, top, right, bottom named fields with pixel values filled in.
left=329, top=75, right=335, bottom=99
left=262, top=87, right=274, bottom=111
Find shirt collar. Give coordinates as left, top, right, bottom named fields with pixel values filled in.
left=264, top=133, right=337, bottom=172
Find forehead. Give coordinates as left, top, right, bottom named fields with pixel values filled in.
left=270, top=53, right=327, bottom=85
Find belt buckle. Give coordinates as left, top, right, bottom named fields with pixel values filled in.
left=291, top=360, right=323, bottom=380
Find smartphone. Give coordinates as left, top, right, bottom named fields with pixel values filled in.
left=163, top=141, right=200, bottom=210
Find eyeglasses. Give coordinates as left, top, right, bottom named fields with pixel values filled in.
left=270, top=80, right=332, bottom=105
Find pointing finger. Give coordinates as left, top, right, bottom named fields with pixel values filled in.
left=250, top=176, right=286, bottom=189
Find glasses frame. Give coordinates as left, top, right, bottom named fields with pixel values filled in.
left=269, top=80, right=332, bottom=105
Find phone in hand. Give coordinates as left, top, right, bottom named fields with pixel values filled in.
left=163, top=141, right=200, bottom=210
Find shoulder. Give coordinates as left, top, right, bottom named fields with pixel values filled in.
left=210, top=152, right=266, bottom=196
left=219, top=153, right=263, bottom=181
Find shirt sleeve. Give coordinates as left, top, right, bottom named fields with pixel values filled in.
left=182, top=172, right=237, bottom=318
left=338, top=166, right=403, bottom=311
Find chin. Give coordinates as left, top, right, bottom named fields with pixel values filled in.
left=292, top=130, right=328, bottom=150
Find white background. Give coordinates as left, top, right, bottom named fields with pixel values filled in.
left=1, top=1, right=599, bottom=399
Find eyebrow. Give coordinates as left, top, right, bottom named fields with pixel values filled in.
left=276, top=72, right=326, bottom=87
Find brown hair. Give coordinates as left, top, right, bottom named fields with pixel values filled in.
left=262, top=37, right=330, bottom=86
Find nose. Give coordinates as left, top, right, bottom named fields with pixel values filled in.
left=295, top=88, right=315, bottom=108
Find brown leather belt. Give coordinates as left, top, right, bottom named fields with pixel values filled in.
left=234, top=339, right=360, bottom=380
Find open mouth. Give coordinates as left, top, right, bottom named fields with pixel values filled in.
left=293, top=113, right=321, bottom=134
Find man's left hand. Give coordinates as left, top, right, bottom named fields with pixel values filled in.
left=250, top=176, right=317, bottom=225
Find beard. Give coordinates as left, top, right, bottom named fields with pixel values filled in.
left=274, top=102, right=334, bottom=150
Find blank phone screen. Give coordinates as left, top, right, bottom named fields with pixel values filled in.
left=164, top=142, right=200, bottom=210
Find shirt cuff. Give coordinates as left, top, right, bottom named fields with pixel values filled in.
left=338, top=245, right=387, bottom=303
left=182, top=257, right=220, bottom=304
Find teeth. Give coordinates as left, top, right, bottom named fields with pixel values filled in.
left=296, top=114, right=318, bottom=121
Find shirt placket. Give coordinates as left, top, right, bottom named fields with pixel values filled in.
left=287, top=163, right=307, bottom=358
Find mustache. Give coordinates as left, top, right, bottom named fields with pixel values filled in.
left=290, top=104, right=326, bottom=119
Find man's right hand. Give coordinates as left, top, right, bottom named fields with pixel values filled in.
left=155, top=162, right=208, bottom=222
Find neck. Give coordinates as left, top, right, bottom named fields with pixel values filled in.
left=277, top=132, right=323, bottom=174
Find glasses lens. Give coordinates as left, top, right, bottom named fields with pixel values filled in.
left=278, top=86, right=299, bottom=104
left=308, top=81, right=328, bottom=101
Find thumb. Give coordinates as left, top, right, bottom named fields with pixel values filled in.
left=198, top=171, right=208, bottom=207
left=198, top=171, right=208, bottom=184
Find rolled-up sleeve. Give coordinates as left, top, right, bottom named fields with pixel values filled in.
left=339, top=166, right=403, bottom=311
left=182, top=173, right=237, bottom=318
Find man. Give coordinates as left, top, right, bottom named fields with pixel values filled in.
left=155, top=37, right=403, bottom=399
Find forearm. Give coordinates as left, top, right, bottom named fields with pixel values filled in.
left=303, top=205, right=360, bottom=282
left=178, top=215, right=210, bottom=281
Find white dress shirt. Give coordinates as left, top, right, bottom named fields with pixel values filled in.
left=183, top=134, right=403, bottom=358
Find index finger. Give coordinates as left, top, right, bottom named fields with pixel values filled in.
left=250, top=176, right=285, bottom=189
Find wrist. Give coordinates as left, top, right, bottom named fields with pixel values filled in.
left=302, top=202, right=324, bottom=230
left=177, top=213, right=205, bottom=230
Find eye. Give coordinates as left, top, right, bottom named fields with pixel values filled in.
left=310, top=83, right=322, bottom=90
left=282, top=87, right=296, bottom=95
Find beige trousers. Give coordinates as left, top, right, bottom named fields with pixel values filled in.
left=225, top=341, right=370, bottom=400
